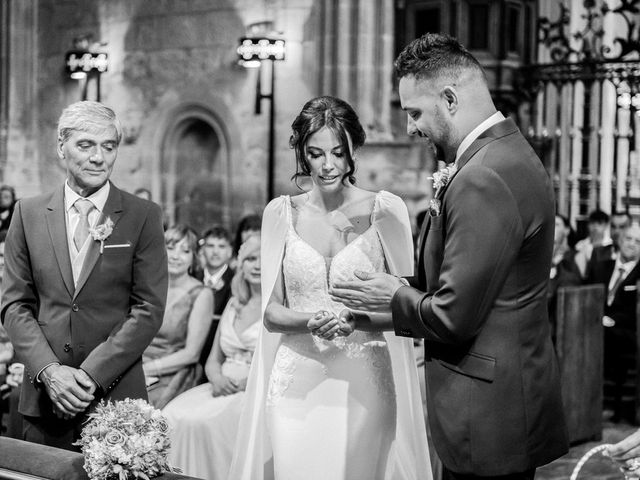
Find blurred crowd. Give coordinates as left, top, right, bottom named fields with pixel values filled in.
left=549, top=209, right=640, bottom=425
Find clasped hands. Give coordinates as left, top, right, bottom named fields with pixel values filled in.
left=40, top=364, right=97, bottom=420
left=307, top=310, right=355, bottom=341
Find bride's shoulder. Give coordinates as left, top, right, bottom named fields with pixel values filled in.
left=264, top=195, right=290, bottom=214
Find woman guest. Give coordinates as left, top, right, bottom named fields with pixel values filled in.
left=162, top=235, right=261, bottom=480
left=143, top=225, right=214, bottom=408
left=233, top=214, right=261, bottom=257
left=0, top=185, right=16, bottom=234
left=229, top=96, right=430, bottom=480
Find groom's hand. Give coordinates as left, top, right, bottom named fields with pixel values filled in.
left=330, top=271, right=404, bottom=312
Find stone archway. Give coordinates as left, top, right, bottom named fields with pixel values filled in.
left=160, top=105, right=231, bottom=234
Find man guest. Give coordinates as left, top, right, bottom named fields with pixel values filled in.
left=332, top=33, right=568, bottom=479
left=196, top=226, right=234, bottom=371
left=1, top=101, right=168, bottom=450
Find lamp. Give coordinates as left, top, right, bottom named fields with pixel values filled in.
left=237, top=25, right=286, bottom=201
left=65, top=35, right=108, bottom=101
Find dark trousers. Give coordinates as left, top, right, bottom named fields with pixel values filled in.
left=443, top=468, right=536, bottom=480
left=22, top=413, right=85, bottom=452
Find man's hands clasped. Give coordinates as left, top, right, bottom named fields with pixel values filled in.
left=307, top=310, right=355, bottom=340
left=40, top=364, right=97, bottom=420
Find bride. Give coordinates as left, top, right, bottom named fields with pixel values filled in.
left=228, top=96, right=431, bottom=480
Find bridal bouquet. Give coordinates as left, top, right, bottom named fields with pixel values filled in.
left=74, top=399, right=172, bottom=480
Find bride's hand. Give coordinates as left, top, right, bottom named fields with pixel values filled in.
left=336, top=309, right=356, bottom=337
left=308, top=311, right=341, bottom=340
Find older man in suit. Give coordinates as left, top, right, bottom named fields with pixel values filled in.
left=332, top=34, right=568, bottom=479
left=1, top=101, right=168, bottom=450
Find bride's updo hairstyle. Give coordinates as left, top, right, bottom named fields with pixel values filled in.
left=290, top=96, right=366, bottom=186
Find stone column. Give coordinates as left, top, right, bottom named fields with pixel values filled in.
left=2, top=0, right=40, bottom=196
left=318, top=0, right=394, bottom=140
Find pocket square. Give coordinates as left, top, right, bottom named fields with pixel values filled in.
left=624, top=285, right=637, bottom=291
left=103, top=243, right=131, bottom=249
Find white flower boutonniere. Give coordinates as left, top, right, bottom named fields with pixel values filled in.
left=211, top=278, right=225, bottom=291
left=428, top=163, right=458, bottom=217
left=89, top=217, right=114, bottom=254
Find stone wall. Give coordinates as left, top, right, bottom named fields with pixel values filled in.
left=3, top=0, right=434, bottom=234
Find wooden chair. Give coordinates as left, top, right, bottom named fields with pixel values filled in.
left=555, top=284, right=605, bottom=444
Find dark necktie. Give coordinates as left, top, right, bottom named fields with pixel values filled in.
left=607, top=265, right=627, bottom=306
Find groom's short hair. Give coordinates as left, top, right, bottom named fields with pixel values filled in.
left=395, top=33, right=486, bottom=84
left=57, top=100, right=123, bottom=146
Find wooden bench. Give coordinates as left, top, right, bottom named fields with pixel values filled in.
left=0, top=437, right=202, bottom=480
left=555, top=284, right=605, bottom=444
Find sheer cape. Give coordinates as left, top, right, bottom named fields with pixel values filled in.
left=228, top=191, right=431, bottom=480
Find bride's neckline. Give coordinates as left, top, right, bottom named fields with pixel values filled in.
left=285, top=192, right=381, bottom=267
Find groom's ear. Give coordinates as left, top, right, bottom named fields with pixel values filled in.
left=442, top=86, right=458, bottom=114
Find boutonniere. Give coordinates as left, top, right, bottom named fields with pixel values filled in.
left=89, top=217, right=114, bottom=254
left=428, top=163, right=458, bottom=216
left=211, top=278, right=225, bottom=291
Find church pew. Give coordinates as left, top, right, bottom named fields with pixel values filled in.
left=555, top=284, right=605, bottom=444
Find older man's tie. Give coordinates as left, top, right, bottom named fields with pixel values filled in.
left=73, top=198, right=95, bottom=251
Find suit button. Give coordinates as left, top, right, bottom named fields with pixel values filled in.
left=64, top=343, right=71, bottom=352
left=72, top=304, right=79, bottom=312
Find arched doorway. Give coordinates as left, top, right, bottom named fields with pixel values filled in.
left=160, top=106, right=231, bottom=234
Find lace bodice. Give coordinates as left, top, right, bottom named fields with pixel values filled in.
left=280, top=195, right=388, bottom=354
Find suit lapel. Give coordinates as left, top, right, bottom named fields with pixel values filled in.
left=45, top=187, right=74, bottom=297
left=456, top=118, right=520, bottom=171
left=418, top=118, right=520, bottom=286
left=73, top=184, right=124, bottom=299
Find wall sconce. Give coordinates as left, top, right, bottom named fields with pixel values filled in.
left=65, top=35, right=108, bottom=102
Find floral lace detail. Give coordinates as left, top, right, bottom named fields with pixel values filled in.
left=267, top=343, right=303, bottom=407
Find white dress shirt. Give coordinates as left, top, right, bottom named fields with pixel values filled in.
left=455, top=111, right=506, bottom=164
left=204, top=264, right=228, bottom=290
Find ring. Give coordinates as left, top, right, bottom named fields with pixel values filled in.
left=627, top=458, right=640, bottom=471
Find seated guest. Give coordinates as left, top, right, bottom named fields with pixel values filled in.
left=143, top=225, right=214, bottom=409
left=548, top=214, right=582, bottom=342
left=0, top=230, right=12, bottom=369
left=0, top=185, right=16, bottom=234
left=589, top=223, right=640, bottom=423
left=233, top=214, right=261, bottom=258
left=575, top=209, right=611, bottom=278
left=588, top=211, right=631, bottom=272
left=196, top=226, right=235, bottom=371
left=163, top=235, right=261, bottom=480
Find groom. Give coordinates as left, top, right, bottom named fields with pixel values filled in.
left=1, top=101, right=168, bottom=450
left=331, top=34, right=568, bottom=479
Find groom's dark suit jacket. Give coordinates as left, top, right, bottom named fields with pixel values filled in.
left=1, top=183, right=168, bottom=418
left=391, top=119, right=568, bottom=475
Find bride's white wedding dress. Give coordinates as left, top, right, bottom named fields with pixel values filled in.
left=228, top=191, right=431, bottom=480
